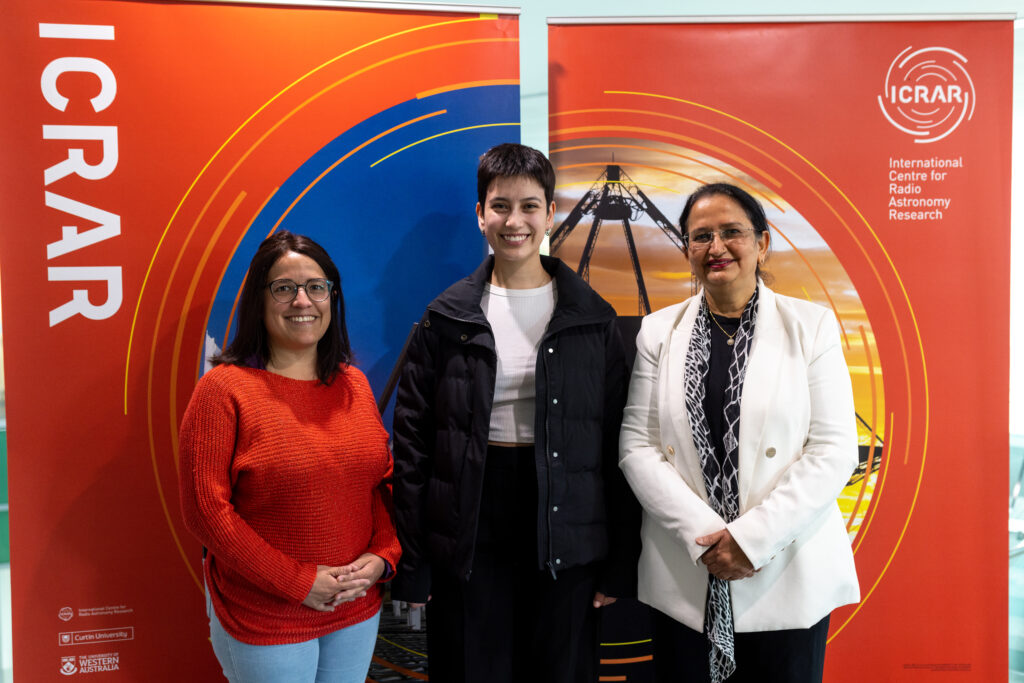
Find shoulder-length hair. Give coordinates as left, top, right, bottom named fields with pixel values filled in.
left=212, top=231, right=351, bottom=384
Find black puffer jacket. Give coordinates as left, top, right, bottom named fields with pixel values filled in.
left=391, top=255, right=640, bottom=603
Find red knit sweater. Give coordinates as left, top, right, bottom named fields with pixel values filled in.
left=179, top=363, right=401, bottom=645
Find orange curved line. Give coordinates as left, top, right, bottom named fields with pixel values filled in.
left=269, top=110, right=448, bottom=233
left=556, top=160, right=706, bottom=188
left=371, top=656, right=428, bottom=680
left=550, top=124, right=780, bottom=194
left=580, top=92, right=929, bottom=640
left=550, top=142, right=783, bottom=211
left=604, top=92, right=928, bottom=472
left=847, top=325, right=878, bottom=534
left=767, top=219, right=849, bottom=350
left=122, top=15, right=502, bottom=413
left=555, top=178, right=681, bottom=196
left=830, top=410, right=897, bottom=643
left=601, top=655, right=654, bottom=664
left=370, top=122, right=519, bottom=167
left=145, top=191, right=246, bottom=596
left=142, top=37, right=514, bottom=411
left=417, top=78, right=519, bottom=99
left=222, top=192, right=279, bottom=350
left=168, top=191, right=248, bottom=470
left=852, top=409, right=894, bottom=557
left=552, top=107, right=783, bottom=188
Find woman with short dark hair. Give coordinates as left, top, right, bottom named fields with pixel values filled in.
left=392, top=143, right=640, bottom=682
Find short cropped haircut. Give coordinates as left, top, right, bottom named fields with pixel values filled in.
left=212, top=231, right=352, bottom=384
left=477, top=143, right=556, bottom=206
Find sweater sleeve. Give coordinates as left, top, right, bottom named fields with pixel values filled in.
left=350, top=369, right=403, bottom=577
left=179, top=369, right=317, bottom=603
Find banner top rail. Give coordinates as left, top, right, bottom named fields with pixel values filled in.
left=547, top=13, right=1015, bottom=24
left=168, top=0, right=521, bottom=14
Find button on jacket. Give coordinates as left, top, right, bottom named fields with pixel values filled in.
left=391, top=255, right=640, bottom=603
left=619, top=285, right=860, bottom=632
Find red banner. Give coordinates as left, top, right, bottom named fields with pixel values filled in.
left=0, top=2, right=518, bottom=679
left=549, top=18, right=1010, bottom=680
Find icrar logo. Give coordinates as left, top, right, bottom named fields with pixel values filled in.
left=878, top=46, right=975, bottom=144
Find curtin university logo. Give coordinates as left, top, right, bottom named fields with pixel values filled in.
left=877, top=46, right=975, bottom=144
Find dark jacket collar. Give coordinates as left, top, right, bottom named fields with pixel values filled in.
left=428, top=255, right=616, bottom=332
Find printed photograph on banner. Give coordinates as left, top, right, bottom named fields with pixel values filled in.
left=550, top=140, right=883, bottom=540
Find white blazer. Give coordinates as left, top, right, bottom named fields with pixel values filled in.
left=619, top=285, right=860, bottom=632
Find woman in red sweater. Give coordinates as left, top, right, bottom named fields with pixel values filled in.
left=179, top=231, right=400, bottom=683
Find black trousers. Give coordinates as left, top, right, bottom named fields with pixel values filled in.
left=426, top=445, right=601, bottom=683
left=653, top=608, right=830, bottom=683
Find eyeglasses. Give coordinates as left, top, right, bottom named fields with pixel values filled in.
left=266, top=278, right=333, bottom=303
left=685, top=227, right=756, bottom=248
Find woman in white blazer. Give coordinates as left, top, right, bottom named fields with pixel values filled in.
left=619, top=183, right=859, bottom=683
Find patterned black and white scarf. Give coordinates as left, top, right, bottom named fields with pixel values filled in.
left=682, top=288, right=759, bottom=683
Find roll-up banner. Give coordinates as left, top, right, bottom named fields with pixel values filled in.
left=0, top=1, right=518, bottom=678
left=549, top=16, right=1011, bottom=681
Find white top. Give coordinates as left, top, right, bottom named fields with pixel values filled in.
left=481, top=280, right=557, bottom=443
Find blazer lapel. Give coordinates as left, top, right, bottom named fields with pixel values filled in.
left=737, top=285, right=784, bottom=510
left=663, top=296, right=711, bottom=501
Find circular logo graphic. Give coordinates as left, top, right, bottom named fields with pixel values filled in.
left=58, top=606, right=74, bottom=622
left=877, top=46, right=975, bottom=143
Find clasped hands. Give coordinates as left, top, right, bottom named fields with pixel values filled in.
left=696, top=528, right=755, bottom=582
left=302, top=553, right=386, bottom=612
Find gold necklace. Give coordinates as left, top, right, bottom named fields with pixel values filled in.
left=708, top=310, right=737, bottom=346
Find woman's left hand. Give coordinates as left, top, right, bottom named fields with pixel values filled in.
left=329, top=553, right=386, bottom=605
left=696, top=528, right=755, bottom=581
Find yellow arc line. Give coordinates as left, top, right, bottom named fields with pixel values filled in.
left=133, top=36, right=516, bottom=417
left=269, top=110, right=448, bottom=234
left=550, top=142, right=783, bottom=211
left=550, top=124, right=779, bottom=190
left=370, top=122, right=519, bottom=167
left=121, top=15, right=499, bottom=413
left=554, top=178, right=681, bottom=195
left=376, top=635, right=427, bottom=659
left=417, top=78, right=519, bottom=99
left=596, top=90, right=930, bottom=641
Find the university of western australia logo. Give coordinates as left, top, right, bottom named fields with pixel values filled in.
left=878, top=46, right=975, bottom=143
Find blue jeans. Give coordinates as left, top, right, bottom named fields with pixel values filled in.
left=206, top=590, right=380, bottom=683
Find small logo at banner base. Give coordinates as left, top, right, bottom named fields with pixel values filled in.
left=878, top=46, right=975, bottom=144
left=60, top=656, right=78, bottom=676
left=58, top=606, right=74, bottom=622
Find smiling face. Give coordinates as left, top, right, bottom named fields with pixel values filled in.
left=477, top=174, right=554, bottom=272
left=262, top=251, right=332, bottom=359
left=684, top=193, right=769, bottom=297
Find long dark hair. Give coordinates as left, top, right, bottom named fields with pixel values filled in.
left=212, top=231, right=351, bottom=384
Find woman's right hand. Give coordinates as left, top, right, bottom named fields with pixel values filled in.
left=302, top=565, right=345, bottom=612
